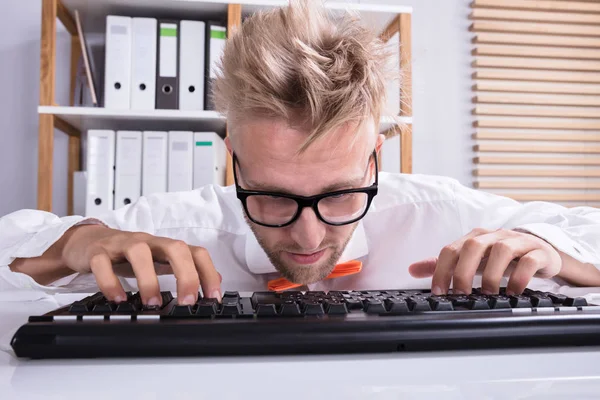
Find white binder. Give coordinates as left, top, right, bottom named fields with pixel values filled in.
left=193, top=132, right=227, bottom=188
left=168, top=131, right=194, bottom=192
left=130, top=17, right=157, bottom=110
left=204, top=22, right=226, bottom=110
left=104, top=16, right=132, bottom=109
left=179, top=20, right=205, bottom=110
left=85, top=130, right=115, bottom=217
left=142, top=131, right=168, bottom=196
left=114, top=131, right=142, bottom=209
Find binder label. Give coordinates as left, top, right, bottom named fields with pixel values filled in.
left=160, top=23, right=178, bottom=78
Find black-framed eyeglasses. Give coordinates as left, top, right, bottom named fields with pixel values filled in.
left=233, top=151, right=379, bottom=228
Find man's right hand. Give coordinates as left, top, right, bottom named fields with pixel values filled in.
left=57, top=224, right=221, bottom=306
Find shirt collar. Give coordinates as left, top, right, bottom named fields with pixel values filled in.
left=245, top=220, right=369, bottom=275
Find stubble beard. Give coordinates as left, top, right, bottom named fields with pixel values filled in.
left=244, top=215, right=357, bottom=285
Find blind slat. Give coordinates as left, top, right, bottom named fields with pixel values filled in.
left=474, top=169, right=600, bottom=177
left=474, top=93, right=600, bottom=106
left=473, top=105, right=600, bottom=119
left=471, top=20, right=600, bottom=37
left=473, top=32, right=600, bottom=48
left=473, top=130, right=600, bottom=142
left=472, top=0, right=600, bottom=13
left=473, top=80, right=600, bottom=95
left=474, top=143, right=600, bottom=153
left=473, top=56, right=600, bottom=71
left=471, top=7, right=600, bottom=25
left=473, top=68, right=600, bottom=83
left=474, top=156, right=600, bottom=165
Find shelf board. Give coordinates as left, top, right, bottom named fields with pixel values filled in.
left=39, top=106, right=227, bottom=133
left=62, top=0, right=412, bottom=35
left=380, top=116, right=413, bottom=133
left=39, top=106, right=412, bottom=135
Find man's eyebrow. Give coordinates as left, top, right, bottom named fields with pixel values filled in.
left=245, top=177, right=366, bottom=195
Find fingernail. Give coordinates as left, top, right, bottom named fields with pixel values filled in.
left=147, top=296, right=161, bottom=306
left=432, top=286, right=442, bottom=295
left=114, top=294, right=126, bottom=303
left=180, top=294, right=196, bottom=305
left=210, top=290, right=222, bottom=302
left=506, top=289, right=515, bottom=296
left=454, top=289, right=466, bottom=295
left=481, top=289, right=492, bottom=295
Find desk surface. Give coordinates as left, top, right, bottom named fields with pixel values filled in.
left=1, top=292, right=600, bottom=400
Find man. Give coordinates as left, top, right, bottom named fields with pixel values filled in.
left=1, top=1, right=600, bottom=307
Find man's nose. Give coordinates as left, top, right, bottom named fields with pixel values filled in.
left=289, top=207, right=326, bottom=251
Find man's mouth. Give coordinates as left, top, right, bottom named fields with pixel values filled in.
left=286, top=249, right=326, bottom=265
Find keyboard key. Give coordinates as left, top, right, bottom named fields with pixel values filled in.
left=223, top=291, right=240, bottom=299
left=116, top=302, right=136, bottom=314
left=364, top=299, right=387, bottom=314
left=170, top=305, right=193, bottom=317
left=385, top=298, right=410, bottom=314
left=407, top=297, right=432, bottom=312
left=196, top=299, right=218, bottom=316
left=345, top=298, right=364, bottom=310
left=530, top=295, right=554, bottom=308
left=467, top=295, right=490, bottom=310
left=256, top=304, right=278, bottom=316
left=92, top=303, right=116, bottom=314
left=449, top=295, right=470, bottom=308
left=488, top=295, right=511, bottom=309
left=251, top=292, right=281, bottom=308
left=563, top=297, right=588, bottom=307
left=428, top=297, right=454, bottom=311
left=509, top=295, right=532, bottom=309
left=324, top=301, right=348, bottom=315
left=161, top=292, right=174, bottom=306
left=549, top=293, right=567, bottom=304
left=68, top=301, right=89, bottom=313
left=221, top=302, right=242, bottom=316
left=303, top=302, right=324, bottom=315
left=280, top=302, right=302, bottom=316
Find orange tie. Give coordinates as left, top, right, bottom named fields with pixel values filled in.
left=267, top=260, right=363, bottom=292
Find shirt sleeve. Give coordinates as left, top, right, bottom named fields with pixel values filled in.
left=0, top=196, right=156, bottom=294
left=452, top=181, right=600, bottom=268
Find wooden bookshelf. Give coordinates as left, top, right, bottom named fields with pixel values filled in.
left=37, top=0, right=413, bottom=213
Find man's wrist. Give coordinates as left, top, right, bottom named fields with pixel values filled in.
left=555, top=250, right=600, bottom=287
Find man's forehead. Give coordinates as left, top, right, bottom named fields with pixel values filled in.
left=232, top=117, right=376, bottom=161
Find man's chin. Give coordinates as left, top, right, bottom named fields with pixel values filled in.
left=276, top=249, right=339, bottom=285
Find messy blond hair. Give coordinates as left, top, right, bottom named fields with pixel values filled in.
left=213, top=0, right=392, bottom=152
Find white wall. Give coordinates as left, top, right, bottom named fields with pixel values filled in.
left=366, top=0, right=474, bottom=185
left=0, top=2, right=71, bottom=217
left=0, top=0, right=473, bottom=218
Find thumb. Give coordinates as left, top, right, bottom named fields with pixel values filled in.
left=408, top=257, right=438, bottom=278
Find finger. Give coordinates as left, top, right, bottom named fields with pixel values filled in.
left=481, top=236, right=541, bottom=295
left=123, top=241, right=161, bottom=306
left=432, top=228, right=492, bottom=295
left=408, top=257, right=437, bottom=278
left=149, top=238, right=200, bottom=305
left=453, top=230, right=521, bottom=295
left=189, top=245, right=222, bottom=301
left=89, top=251, right=127, bottom=302
left=507, top=249, right=547, bottom=295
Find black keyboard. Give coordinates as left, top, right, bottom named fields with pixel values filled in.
left=11, top=288, right=600, bottom=359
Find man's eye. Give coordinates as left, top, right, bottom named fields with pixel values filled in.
left=328, top=193, right=350, bottom=200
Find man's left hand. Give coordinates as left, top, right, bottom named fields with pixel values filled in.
left=408, top=228, right=562, bottom=295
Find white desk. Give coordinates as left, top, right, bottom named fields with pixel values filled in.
left=1, top=292, right=600, bottom=400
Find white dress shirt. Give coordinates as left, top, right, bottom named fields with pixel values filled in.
left=1, top=172, right=599, bottom=297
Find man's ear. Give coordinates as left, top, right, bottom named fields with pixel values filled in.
left=225, top=136, right=233, bottom=156
left=375, top=133, right=385, bottom=155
